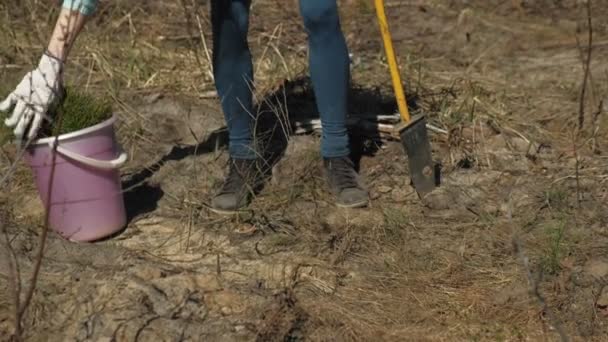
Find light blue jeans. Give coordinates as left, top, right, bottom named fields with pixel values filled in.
left=63, top=0, right=351, bottom=159
left=212, top=0, right=350, bottom=159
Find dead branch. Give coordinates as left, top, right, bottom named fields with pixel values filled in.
left=571, top=128, right=583, bottom=208
left=591, top=99, right=603, bottom=152
left=512, top=237, right=570, bottom=342
left=3, top=7, right=83, bottom=338
left=508, top=197, right=570, bottom=342
left=7, top=105, right=60, bottom=342
left=577, top=0, right=593, bottom=132
left=1, top=209, right=22, bottom=342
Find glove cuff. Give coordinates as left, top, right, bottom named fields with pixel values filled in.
left=40, top=51, right=64, bottom=76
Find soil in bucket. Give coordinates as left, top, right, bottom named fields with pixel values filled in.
left=1, top=87, right=128, bottom=242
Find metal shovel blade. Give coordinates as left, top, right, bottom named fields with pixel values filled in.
left=398, top=114, right=436, bottom=197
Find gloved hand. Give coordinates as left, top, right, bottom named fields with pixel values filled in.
left=0, top=52, right=63, bottom=145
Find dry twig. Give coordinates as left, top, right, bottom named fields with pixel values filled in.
left=1, top=210, right=22, bottom=342
left=577, top=0, right=593, bottom=132
left=2, top=6, right=78, bottom=338
left=507, top=195, right=570, bottom=342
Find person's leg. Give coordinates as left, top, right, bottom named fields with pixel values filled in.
left=299, top=0, right=350, bottom=158
left=210, top=0, right=261, bottom=213
left=211, top=0, right=255, bottom=159
left=299, top=0, right=368, bottom=208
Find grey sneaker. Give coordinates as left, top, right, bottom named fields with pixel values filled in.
left=211, top=158, right=261, bottom=214
left=323, top=156, right=369, bottom=208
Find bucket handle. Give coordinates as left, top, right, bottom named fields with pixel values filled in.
left=48, top=141, right=128, bottom=170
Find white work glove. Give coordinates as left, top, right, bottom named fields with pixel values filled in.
left=0, top=52, right=63, bottom=145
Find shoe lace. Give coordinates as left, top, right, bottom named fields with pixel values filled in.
left=330, top=158, right=358, bottom=189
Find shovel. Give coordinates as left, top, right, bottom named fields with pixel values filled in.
left=374, top=0, right=437, bottom=197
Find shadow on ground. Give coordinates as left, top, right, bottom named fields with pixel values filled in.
left=121, top=128, right=229, bottom=222
left=121, top=76, right=411, bottom=222
left=256, top=76, right=419, bottom=170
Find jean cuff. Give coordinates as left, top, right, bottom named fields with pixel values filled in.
left=229, top=143, right=257, bottom=160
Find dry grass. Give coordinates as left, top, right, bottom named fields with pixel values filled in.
left=1, top=0, right=608, bottom=341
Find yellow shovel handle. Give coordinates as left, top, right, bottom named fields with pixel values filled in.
left=374, top=0, right=411, bottom=123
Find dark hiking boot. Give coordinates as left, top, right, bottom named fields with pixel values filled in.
left=211, top=158, right=262, bottom=214
left=323, top=156, right=369, bottom=208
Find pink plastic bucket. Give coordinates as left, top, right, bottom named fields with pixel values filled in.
left=25, top=114, right=128, bottom=242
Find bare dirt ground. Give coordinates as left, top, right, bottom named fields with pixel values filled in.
left=2, top=0, right=608, bottom=341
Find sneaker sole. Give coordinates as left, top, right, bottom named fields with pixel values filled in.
left=335, top=199, right=369, bottom=209
left=208, top=206, right=249, bottom=215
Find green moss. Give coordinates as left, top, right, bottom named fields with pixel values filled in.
left=0, top=86, right=112, bottom=145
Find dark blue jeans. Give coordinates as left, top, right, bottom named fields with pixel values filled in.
left=211, top=0, right=350, bottom=159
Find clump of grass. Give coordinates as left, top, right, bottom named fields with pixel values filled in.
left=42, top=86, right=113, bottom=137
left=0, top=87, right=112, bottom=146
left=545, top=187, right=569, bottom=210
left=541, top=218, right=568, bottom=275
left=381, top=207, right=408, bottom=242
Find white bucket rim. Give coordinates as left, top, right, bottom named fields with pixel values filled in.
left=30, top=113, right=118, bottom=146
